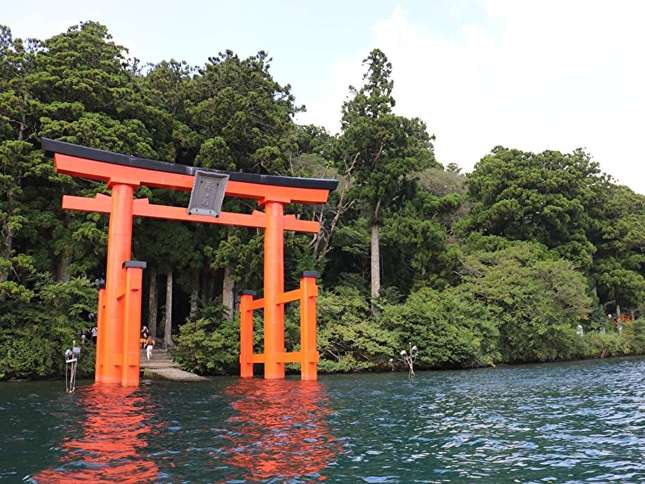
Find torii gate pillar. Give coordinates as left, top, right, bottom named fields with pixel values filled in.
left=263, top=200, right=286, bottom=379
left=98, top=183, right=135, bottom=384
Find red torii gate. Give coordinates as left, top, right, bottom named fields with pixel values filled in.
left=42, top=138, right=337, bottom=387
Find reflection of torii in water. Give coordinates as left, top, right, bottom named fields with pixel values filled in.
left=35, top=381, right=339, bottom=481
left=34, top=386, right=159, bottom=482
left=222, top=379, right=340, bottom=480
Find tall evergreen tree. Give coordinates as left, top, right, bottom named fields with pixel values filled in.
left=338, top=49, right=436, bottom=301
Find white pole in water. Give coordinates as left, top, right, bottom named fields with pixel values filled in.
left=64, top=343, right=80, bottom=393
left=400, top=343, right=418, bottom=379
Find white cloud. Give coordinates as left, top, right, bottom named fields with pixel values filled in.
left=300, top=1, right=645, bottom=194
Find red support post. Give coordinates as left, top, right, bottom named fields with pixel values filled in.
left=102, top=183, right=135, bottom=384
left=121, top=261, right=146, bottom=387
left=263, top=201, right=286, bottom=379
left=300, top=272, right=319, bottom=381
left=239, top=291, right=255, bottom=378
left=95, top=286, right=106, bottom=383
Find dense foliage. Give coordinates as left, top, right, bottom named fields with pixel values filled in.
left=0, top=22, right=643, bottom=380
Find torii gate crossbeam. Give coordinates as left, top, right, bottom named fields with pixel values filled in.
left=42, top=138, right=337, bottom=387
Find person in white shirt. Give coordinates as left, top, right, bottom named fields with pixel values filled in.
left=145, top=336, right=155, bottom=360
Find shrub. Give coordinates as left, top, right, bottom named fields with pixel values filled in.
left=381, top=286, right=499, bottom=369
left=317, top=287, right=397, bottom=372
left=459, top=241, right=593, bottom=363
left=624, top=319, right=645, bottom=355
left=0, top=277, right=96, bottom=380
left=174, top=317, right=241, bottom=375
left=584, top=331, right=632, bottom=358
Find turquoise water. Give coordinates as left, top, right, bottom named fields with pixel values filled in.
left=1, top=357, right=644, bottom=482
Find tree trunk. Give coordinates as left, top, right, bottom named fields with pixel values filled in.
left=189, top=269, right=199, bottom=319
left=0, top=224, right=12, bottom=283
left=203, top=270, right=214, bottom=303
left=148, top=269, right=158, bottom=339
left=164, top=271, right=174, bottom=348
left=222, top=264, right=235, bottom=318
left=1, top=189, right=14, bottom=283
left=55, top=213, right=72, bottom=282
left=370, top=223, right=380, bottom=300
left=56, top=251, right=71, bottom=282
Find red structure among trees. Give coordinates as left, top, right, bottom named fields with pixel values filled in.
left=43, top=138, right=337, bottom=386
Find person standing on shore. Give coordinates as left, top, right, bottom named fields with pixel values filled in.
left=145, top=336, right=155, bottom=360
left=141, top=325, right=149, bottom=348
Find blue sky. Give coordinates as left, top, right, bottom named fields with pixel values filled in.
left=4, top=0, right=644, bottom=193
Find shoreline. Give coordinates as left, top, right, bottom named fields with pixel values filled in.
left=4, top=353, right=644, bottom=384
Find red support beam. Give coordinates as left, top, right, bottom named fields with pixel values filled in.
left=300, top=273, right=319, bottom=381
left=62, top=195, right=320, bottom=233
left=251, top=351, right=303, bottom=364
left=239, top=292, right=255, bottom=378
left=250, top=298, right=265, bottom=310
left=122, top=262, right=145, bottom=387
left=95, top=287, right=106, bottom=383
left=278, top=288, right=302, bottom=304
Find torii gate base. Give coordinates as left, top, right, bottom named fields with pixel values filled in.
left=43, top=138, right=336, bottom=387
left=239, top=271, right=320, bottom=381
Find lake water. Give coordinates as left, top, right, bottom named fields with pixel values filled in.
left=1, top=357, right=643, bottom=482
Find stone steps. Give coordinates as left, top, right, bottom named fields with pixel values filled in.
left=139, top=349, right=207, bottom=381
left=142, top=367, right=208, bottom=382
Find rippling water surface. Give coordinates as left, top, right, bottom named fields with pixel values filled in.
left=1, top=357, right=643, bottom=482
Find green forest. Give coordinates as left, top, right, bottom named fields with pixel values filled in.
left=1, top=22, right=643, bottom=380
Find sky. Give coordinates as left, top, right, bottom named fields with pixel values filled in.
left=4, top=0, right=644, bottom=194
